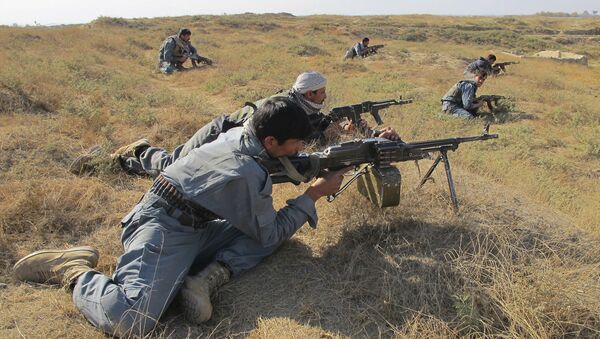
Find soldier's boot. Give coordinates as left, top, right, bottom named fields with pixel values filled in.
left=179, top=261, right=231, bottom=324
left=13, top=246, right=99, bottom=287
left=69, top=145, right=104, bottom=175
left=111, top=138, right=150, bottom=159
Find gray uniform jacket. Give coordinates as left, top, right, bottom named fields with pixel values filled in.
left=162, top=126, right=318, bottom=247
left=465, top=57, right=492, bottom=75
left=442, top=80, right=478, bottom=110
left=158, top=36, right=198, bottom=64
left=353, top=42, right=366, bottom=57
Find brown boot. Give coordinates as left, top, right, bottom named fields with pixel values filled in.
left=179, top=261, right=230, bottom=324
left=111, top=138, right=150, bottom=159
left=13, top=246, right=99, bottom=286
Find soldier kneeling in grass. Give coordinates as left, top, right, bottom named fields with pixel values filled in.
left=441, top=70, right=488, bottom=119
left=158, top=28, right=213, bottom=74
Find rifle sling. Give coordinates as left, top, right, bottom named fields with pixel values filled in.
left=277, top=155, right=320, bottom=183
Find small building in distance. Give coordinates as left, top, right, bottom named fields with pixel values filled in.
left=531, top=50, right=588, bottom=66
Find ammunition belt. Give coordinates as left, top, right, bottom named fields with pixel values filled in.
left=147, top=175, right=220, bottom=229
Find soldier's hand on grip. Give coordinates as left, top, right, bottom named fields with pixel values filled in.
left=305, top=168, right=351, bottom=202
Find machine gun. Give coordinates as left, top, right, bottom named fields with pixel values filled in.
left=262, top=126, right=498, bottom=211
left=311, top=98, right=413, bottom=135
left=363, top=44, right=385, bottom=57
left=476, top=95, right=506, bottom=111
left=492, top=61, right=518, bottom=74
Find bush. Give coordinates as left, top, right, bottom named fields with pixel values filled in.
left=401, top=30, right=427, bottom=42
left=289, top=44, right=329, bottom=57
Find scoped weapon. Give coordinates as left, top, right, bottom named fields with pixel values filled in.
left=476, top=95, right=506, bottom=111
left=363, top=44, right=385, bottom=57
left=263, top=126, right=498, bottom=210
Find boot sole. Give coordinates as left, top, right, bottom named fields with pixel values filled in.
left=13, top=246, right=100, bottom=271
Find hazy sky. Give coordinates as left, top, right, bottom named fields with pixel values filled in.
left=2, top=0, right=598, bottom=26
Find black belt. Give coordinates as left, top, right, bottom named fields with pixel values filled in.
left=147, top=175, right=220, bottom=229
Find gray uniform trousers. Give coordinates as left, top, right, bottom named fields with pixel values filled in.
left=159, top=61, right=179, bottom=74
left=441, top=101, right=478, bottom=119
left=72, top=192, right=279, bottom=337
left=120, top=118, right=222, bottom=177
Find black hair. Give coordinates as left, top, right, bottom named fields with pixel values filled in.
left=487, top=54, right=497, bottom=61
left=179, top=28, right=191, bottom=36
left=252, top=98, right=313, bottom=144
left=362, top=37, right=370, bottom=43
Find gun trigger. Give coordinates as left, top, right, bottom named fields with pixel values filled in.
left=326, top=166, right=369, bottom=203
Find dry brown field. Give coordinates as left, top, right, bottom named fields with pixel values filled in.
left=0, top=13, right=599, bottom=338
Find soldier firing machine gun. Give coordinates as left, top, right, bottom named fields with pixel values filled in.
left=262, top=125, right=498, bottom=211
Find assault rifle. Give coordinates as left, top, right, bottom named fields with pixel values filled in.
left=476, top=95, right=506, bottom=111
left=263, top=126, right=498, bottom=210
left=188, top=53, right=213, bottom=66
left=363, top=44, right=384, bottom=57
left=492, top=61, right=518, bottom=74
left=327, top=97, right=413, bottom=127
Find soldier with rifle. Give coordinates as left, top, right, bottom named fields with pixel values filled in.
left=344, top=37, right=384, bottom=59
left=158, top=28, right=213, bottom=74
left=70, top=72, right=407, bottom=177
left=441, top=70, right=491, bottom=119
left=465, top=54, right=496, bottom=76
left=13, top=98, right=350, bottom=336
left=465, top=54, right=518, bottom=76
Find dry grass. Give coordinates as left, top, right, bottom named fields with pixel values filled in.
left=0, top=13, right=599, bottom=338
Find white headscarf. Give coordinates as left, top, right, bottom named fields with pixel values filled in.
left=292, top=71, right=327, bottom=94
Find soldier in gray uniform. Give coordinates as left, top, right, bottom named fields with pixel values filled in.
left=465, top=54, right=495, bottom=76
left=158, top=28, right=212, bottom=74
left=344, top=37, right=370, bottom=59
left=112, top=71, right=400, bottom=177
left=441, top=70, right=488, bottom=119
left=13, top=98, right=348, bottom=337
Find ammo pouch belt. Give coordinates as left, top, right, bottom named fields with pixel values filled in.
left=147, top=175, right=220, bottom=229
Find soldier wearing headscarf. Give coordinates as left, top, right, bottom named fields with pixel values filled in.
left=71, top=72, right=400, bottom=176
